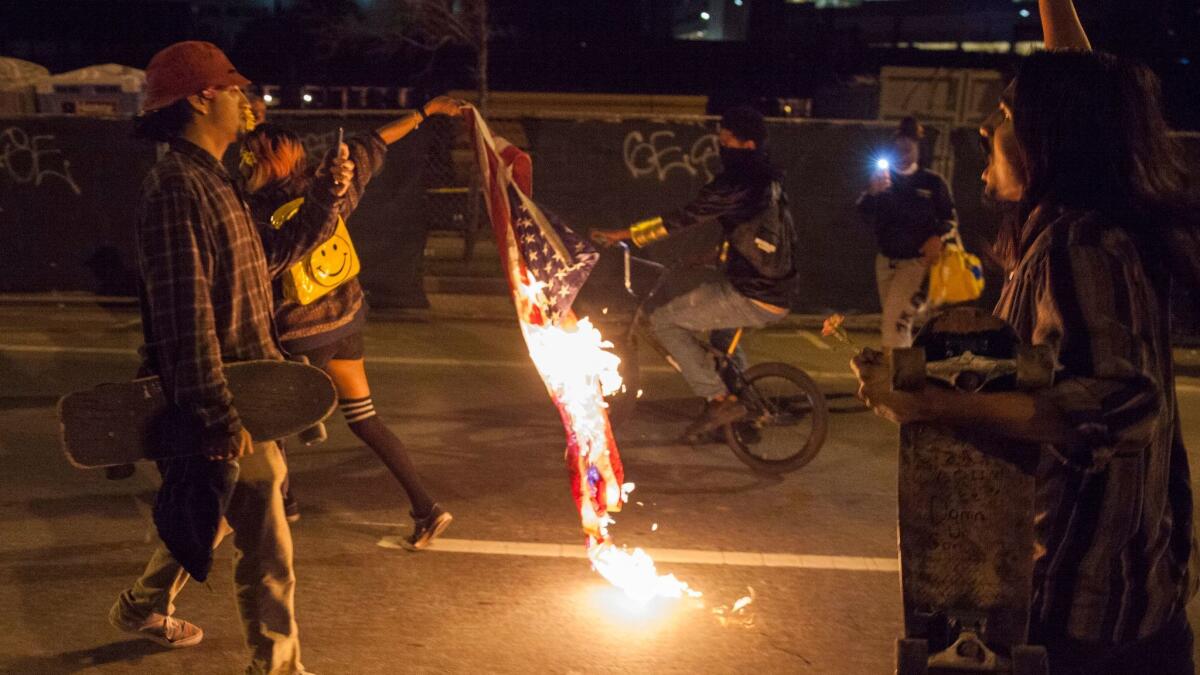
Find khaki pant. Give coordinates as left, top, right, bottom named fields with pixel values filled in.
left=876, top=254, right=929, bottom=350
left=114, top=442, right=304, bottom=675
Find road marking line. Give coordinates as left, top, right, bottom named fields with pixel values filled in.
left=638, top=363, right=856, bottom=381
left=796, top=330, right=833, bottom=351
left=0, top=343, right=859, bottom=381
left=4, top=343, right=1197, bottom=392
left=0, top=344, right=133, bottom=355
left=371, top=534, right=898, bottom=572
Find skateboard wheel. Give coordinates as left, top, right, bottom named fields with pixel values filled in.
left=891, top=348, right=926, bottom=393
left=896, top=638, right=929, bottom=675
left=1011, top=644, right=1048, bottom=675
left=1015, top=345, right=1055, bottom=390
left=300, top=422, right=328, bottom=446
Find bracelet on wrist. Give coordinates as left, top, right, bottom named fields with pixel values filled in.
left=629, top=216, right=668, bottom=248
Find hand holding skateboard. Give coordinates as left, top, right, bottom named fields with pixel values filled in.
left=852, top=349, right=933, bottom=425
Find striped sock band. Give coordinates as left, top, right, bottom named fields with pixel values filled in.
left=340, top=396, right=377, bottom=424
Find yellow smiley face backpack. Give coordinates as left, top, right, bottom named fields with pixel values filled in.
left=270, top=197, right=361, bottom=305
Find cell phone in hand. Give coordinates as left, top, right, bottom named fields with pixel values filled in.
left=334, top=127, right=346, bottom=188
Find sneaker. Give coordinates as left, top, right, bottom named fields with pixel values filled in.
left=109, top=603, right=203, bottom=649
left=283, top=490, right=300, bottom=523
left=684, top=396, right=748, bottom=441
left=403, top=504, right=453, bottom=551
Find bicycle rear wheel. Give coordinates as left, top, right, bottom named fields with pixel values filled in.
left=725, top=362, right=828, bottom=474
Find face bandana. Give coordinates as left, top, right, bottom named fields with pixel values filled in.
left=718, top=146, right=762, bottom=177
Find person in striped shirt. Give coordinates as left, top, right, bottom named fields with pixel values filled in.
left=853, top=1, right=1199, bottom=672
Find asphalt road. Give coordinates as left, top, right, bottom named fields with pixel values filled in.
left=1, top=303, right=1198, bottom=674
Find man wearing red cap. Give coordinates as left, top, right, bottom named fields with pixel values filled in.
left=107, top=41, right=353, bottom=675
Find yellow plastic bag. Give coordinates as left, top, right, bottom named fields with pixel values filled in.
left=270, top=198, right=361, bottom=306
left=929, top=231, right=984, bottom=306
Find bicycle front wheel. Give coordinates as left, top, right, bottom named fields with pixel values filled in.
left=725, top=362, right=829, bottom=474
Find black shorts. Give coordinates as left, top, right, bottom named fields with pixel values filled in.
left=290, top=332, right=365, bottom=370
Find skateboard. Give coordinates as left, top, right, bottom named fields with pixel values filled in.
left=59, top=359, right=337, bottom=469
left=890, top=307, right=1054, bottom=675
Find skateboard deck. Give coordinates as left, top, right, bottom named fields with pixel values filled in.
left=59, top=359, right=336, bottom=469
left=892, top=308, right=1053, bottom=674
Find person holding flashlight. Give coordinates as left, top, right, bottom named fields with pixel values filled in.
left=856, top=117, right=958, bottom=350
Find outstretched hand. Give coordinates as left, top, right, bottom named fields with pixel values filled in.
left=590, top=228, right=629, bottom=248
left=425, top=95, right=470, bottom=118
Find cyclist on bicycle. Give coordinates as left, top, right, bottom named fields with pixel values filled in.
left=592, top=106, right=797, bottom=439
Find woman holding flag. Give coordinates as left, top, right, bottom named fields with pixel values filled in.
left=241, top=96, right=465, bottom=550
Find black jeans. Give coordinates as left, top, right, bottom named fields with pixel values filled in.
left=1032, top=612, right=1194, bottom=675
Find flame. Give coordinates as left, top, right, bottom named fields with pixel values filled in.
left=513, top=278, right=699, bottom=605
left=712, top=587, right=756, bottom=628
left=589, top=542, right=701, bottom=605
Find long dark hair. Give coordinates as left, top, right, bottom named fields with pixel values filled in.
left=996, top=51, right=1194, bottom=268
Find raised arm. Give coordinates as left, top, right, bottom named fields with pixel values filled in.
left=1039, top=0, right=1091, bottom=51
left=376, top=96, right=465, bottom=145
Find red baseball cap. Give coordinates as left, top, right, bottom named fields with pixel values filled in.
left=142, top=41, right=250, bottom=113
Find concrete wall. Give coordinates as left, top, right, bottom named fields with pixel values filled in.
left=1, top=113, right=1196, bottom=319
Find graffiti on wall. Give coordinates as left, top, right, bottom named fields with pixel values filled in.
left=0, top=127, right=82, bottom=196
left=622, top=129, right=719, bottom=184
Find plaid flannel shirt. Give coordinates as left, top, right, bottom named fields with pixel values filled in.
left=135, top=138, right=342, bottom=439
left=995, top=205, right=1196, bottom=644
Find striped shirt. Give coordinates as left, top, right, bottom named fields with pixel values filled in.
left=135, top=138, right=342, bottom=438
left=994, top=204, right=1197, bottom=644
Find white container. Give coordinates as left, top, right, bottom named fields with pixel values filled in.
left=35, top=63, right=145, bottom=116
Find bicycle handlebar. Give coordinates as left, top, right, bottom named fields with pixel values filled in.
left=617, top=241, right=665, bottom=295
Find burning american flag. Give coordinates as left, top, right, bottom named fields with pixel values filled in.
left=465, top=108, right=698, bottom=604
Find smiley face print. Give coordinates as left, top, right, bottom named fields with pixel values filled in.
left=306, top=233, right=355, bottom=287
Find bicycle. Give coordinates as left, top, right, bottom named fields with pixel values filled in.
left=602, top=242, right=829, bottom=475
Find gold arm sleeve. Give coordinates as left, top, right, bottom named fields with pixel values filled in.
left=629, top=216, right=668, bottom=248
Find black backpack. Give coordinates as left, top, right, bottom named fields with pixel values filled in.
left=729, top=180, right=797, bottom=279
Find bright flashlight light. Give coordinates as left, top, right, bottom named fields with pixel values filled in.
left=876, top=158, right=890, bottom=171
left=700, top=11, right=710, bottom=20
left=302, top=93, right=314, bottom=103
left=263, top=94, right=274, bottom=103
left=1019, top=8, right=1031, bottom=18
